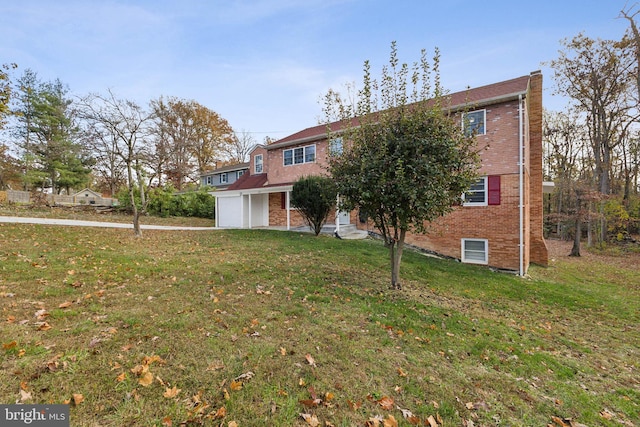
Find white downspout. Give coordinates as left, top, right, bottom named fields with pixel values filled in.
left=335, top=194, right=340, bottom=234
left=286, top=190, right=291, bottom=230
left=214, top=195, right=219, bottom=228
left=248, top=194, right=252, bottom=229
left=518, top=94, right=524, bottom=277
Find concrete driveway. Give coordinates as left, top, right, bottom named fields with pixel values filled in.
left=0, top=216, right=218, bottom=231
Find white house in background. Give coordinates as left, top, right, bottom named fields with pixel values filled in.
left=200, top=162, right=249, bottom=190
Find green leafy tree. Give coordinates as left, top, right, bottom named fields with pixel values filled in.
left=323, top=42, right=479, bottom=289
left=290, top=175, right=337, bottom=236
left=1, top=63, right=17, bottom=130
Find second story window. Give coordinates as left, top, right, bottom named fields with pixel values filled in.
left=330, top=137, right=343, bottom=155
left=284, top=144, right=316, bottom=166
left=255, top=154, right=263, bottom=173
left=220, top=172, right=228, bottom=184
left=463, top=110, right=486, bottom=136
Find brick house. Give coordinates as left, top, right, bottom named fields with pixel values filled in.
left=214, top=71, right=548, bottom=275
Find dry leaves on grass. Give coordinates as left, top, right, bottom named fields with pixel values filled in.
left=163, top=386, right=181, bottom=398
left=300, top=413, right=320, bottom=426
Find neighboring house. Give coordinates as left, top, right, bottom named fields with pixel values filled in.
left=214, top=71, right=548, bottom=275
left=200, top=163, right=249, bottom=190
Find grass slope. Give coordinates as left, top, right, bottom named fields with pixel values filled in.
left=0, top=223, right=638, bottom=426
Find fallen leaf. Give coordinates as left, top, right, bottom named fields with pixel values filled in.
left=299, top=399, right=320, bottom=408
left=347, top=400, right=362, bottom=411
left=228, top=422, right=238, bottom=427
left=407, top=415, right=421, bottom=425
left=397, top=368, right=407, bottom=377
left=73, top=393, right=84, bottom=405
left=163, top=386, right=181, bottom=398
left=37, top=322, right=52, bottom=331
left=426, top=415, right=439, bottom=427
left=207, top=360, right=225, bottom=371
left=378, top=396, right=394, bottom=410
left=300, top=413, right=320, bottom=427
left=213, top=406, right=227, bottom=419
left=141, top=355, right=165, bottom=366
left=465, top=402, right=475, bottom=410
left=305, top=353, right=317, bottom=367
left=599, top=409, right=614, bottom=420
left=383, top=414, right=398, bottom=427
left=280, top=347, right=287, bottom=356
left=366, top=416, right=383, bottom=427
left=138, top=371, right=154, bottom=387
left=161, top=416, right=172, bottom=426
left=234, top=371, right=255, bottom=382
left=397, top=406, right=414, bottom=419
left=19, top=389, right=32, bottom=402
left=230, top=380, right=243, bottom=391
left=2, top=341, right=17, bottom=350
left=58, top=301, right=73, bottom=309
left=116, top=372, right=126, bottom=382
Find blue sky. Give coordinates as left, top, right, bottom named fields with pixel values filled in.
left=0, top=1, right=632, bottom=141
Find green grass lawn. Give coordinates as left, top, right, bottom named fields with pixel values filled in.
left=0, top=220, right=638, bottom=426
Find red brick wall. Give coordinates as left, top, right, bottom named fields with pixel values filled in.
left=527, top=72, right=549, bottom=267
left=266, top=140, right=330, bottom=185
left=250, top=146, right=268, bottom=175
left=268, top=192, right=305, bottom=227
left=352, top=79, right=549, bottom=272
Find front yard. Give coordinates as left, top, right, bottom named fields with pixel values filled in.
left=0, top=221, right=637, bottom=426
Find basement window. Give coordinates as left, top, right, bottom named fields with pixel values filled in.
left=461, top=239, right=488, bottom=265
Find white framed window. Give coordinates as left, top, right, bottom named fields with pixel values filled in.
left=220, top=172, right=228, bottom=184
left=461, top=239, right=488, bottom=264
left=283, top=144, right=316, bottom=166
left=463, top=110, right=486, bottom=136
left=463, top=177, right=487, bottom=206
left=237, top=170, right=245, bottom=179
left=206, top=176, right=212, bottom=185
left=254, top=154, right=263, bottom=173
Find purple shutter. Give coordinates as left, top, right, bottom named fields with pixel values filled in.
left=488, top=175, right=501, bottom=205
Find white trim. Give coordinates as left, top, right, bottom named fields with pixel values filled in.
left=518, top=94, right=525, bottom=277
left=461, top=238, right=488, bottom=265
left=283, top=144, right=316, bottom=166
left=254, top=154, right=263, bottom=174
left=462, top=176, right=488, bottom=206
left=463, top=109, right=486, bottom=136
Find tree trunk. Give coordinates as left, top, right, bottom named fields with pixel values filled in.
left=570, top=215, right=581, bottom=257
left=127, top=163, right=142, bottom=237
left=389, top=229, right=406, bottom=290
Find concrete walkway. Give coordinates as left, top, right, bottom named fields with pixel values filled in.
left=0, top=216, right=370, bottom=239
left=0, top=216, right=218, bottom=230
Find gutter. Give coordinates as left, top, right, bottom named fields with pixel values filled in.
left=267, top=91, right=528, bottom=150
left=518, top=94, right=525, bottom=277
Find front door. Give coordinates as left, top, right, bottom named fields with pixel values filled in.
left=338, top=210, right=350, bottom=225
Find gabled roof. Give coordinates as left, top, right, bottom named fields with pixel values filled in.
left=268, top=73, right=534, bottom=149
left=225, top=173, right=268, bottom=191
left=72, top=188, right=101, bottom=197
left=201, top=162, right=249, bottom=176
